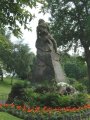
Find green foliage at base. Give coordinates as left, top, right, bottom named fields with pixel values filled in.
left=24, top=111, right=90, bottom=120
left=11, top=83, right=87, bottom=108
left=0, top=79, right=89, bottom=120
left=73, top=81, right=87, bottom=93
left=36, top=93, right=87, bottom=107
left=6, top=83, right=26, bottom=105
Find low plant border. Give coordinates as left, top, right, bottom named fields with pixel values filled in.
left=1, top=104, right=90, bottom=119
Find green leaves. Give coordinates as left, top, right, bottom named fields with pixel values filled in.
left=0, top=0, right=42, bottom=37
left=43, top=0, right=90, bottom=49
left=0, top=33, right=13, bottom=72
left=12, top=43, right=35, bottom=79
left=0, top=34, right=12, bottom=53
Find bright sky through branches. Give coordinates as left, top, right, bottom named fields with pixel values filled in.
left=11, top=4, right=50, bottom=54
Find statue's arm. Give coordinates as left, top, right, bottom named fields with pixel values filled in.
left=49, top=35, right=57, bottom=53
left=37, top=26, right=40, bottom=39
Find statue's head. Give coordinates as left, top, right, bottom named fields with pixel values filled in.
left=38, top=19, right=45, bottom=25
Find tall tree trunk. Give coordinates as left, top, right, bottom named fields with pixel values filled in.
left=1, top=73, right=3, bottom=81
left=0, top=68, right=3, bottom=82
left=85, top=48, right=90, bottom=92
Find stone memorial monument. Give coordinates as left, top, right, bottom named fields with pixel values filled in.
left=32, top=19, right=66, bottom=83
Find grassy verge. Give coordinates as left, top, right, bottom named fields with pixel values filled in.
left=0, top=112, right=23, bottom=120
left=0, top=77, right=24, bottom=94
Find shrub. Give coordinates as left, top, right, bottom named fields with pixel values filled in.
left=73, top=81, right=87, bottom=93
left=24, top=112, right=63, bottom=120
left=25, top=88, right=40, bottom=107
left=69, top=93, right=87, bottom=107
left=6, top=83, right=87, bottom=108
left=34, top=93, right=87, bottom=107
left=68, top=77, right=76, bottom=84
left=39, top=93, right=60, bottom=107
left=6, top=83, right=26, bottom=105
left=34, top=85, right=56, bottom=94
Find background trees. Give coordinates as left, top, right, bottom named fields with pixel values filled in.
left=0, top=0, right=40, bottom=80
left=0, top=32, right=35, bottom=80
left=12, top=43, right=35, bottom=80
left=0, top=32, right=13, bottom=81
left=42, top=0, right=90, bottom=91
left=60, top=52, right=87, bottom=81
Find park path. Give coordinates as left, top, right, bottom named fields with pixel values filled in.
left=0, top=94, right=8, bottom=104
left=0, top=100, right=6, bottom=104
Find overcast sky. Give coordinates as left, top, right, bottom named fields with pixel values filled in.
left=11, top=4, right=50, bottom=54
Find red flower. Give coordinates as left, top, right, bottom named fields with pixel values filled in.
left=27, top=108, right=32, bottom=112
left=0, top=104, right=2, bottom=108
left=4, top=104, right=9, bottom=107
left=16, top=106, right=22, bottom=110
left=10, top=103, right=15, bottom=108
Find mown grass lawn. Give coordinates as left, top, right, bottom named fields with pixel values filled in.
left=0, top=78, right=11, bottom=101
left=0, top=77, right=24, bottom=94
left=0, top=112, right=23, bottom=120
left=0, top=82, right=11, bottom=94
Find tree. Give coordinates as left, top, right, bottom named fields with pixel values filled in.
left=0, top=66, right=3, bottom=81
left=59, top=52, right=87, bottom=80
left=42, top=0, right=90, bottom=91
left=12, top=43, right=35, bottom=80
left=0, top=31, right=35, bottom=81
left=64, top=62, right=87, bottom=80
left=0, top=0, right=43, bottom=36
left=0, top=31, right=13, bottom=81
left=0, top=33, right=12, bottom=67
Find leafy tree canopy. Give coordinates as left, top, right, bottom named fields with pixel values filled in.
left=59, top=52, right=87, bottom=80
left=0, top=0, right=43, bottom=36
left=0, top=32, right=13, bottom=72
left=42, top=0, right=90, bottom=50
left=0, top=33, right=12, bottom=60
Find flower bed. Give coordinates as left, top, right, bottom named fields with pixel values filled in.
left=1, top=103, right=90, bottom=120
